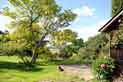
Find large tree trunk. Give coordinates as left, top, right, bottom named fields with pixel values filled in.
left=30, top=48, right=38, bottom=64
left=30, top=33, right=48, bottom=64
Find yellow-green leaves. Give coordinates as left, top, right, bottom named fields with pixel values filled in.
left=51, top=29, right=77, bottom=46
left=59, top=10, right=77, bottom=22
left=2, top=0, right=77, bottom=64
left=112, top=0, right=123, bottom=16
left=3, top=7, right=16, bottom=19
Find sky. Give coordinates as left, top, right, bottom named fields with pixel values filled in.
left=0, top=0, right=111, bottom=41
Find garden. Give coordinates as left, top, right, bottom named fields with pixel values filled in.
left=0, top=0, right=123, bottom=82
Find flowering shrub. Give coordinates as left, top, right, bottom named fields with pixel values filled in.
left=92, top=57, right=115, bottom=81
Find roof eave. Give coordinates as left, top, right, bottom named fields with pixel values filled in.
left=98, top=10, right=123, bottom=32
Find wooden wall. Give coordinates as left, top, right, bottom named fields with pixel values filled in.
left=111, top=48, right=123, bottom=63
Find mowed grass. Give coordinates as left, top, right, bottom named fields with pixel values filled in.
left=0, top=56, right=83, bottom=82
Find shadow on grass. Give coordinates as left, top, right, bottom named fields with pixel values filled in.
left=49, top=60, right=80, bottom=65
left=0, top=61, right=43, bottom=72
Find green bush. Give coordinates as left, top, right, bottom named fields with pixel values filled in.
left=78, top=48, right=96, bottom=64
left=92, top=57, right=115, bottom=81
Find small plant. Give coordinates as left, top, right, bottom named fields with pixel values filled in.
left=92, top=57, right=115, bottom=81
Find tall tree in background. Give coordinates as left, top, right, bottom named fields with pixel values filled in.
left=2, top=0, right=76, bottom=64
left=79, top=33, right=109, bottom=63
left=112, top=0, right=123, bottom=46
left=50, top=29, right=84, bottom=59
left=112, top=0, right=123, bottom=16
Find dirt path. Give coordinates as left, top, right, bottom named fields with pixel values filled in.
left=62, top=65, right=94, bottom=81
left=39, top=65, right=94, bottom=82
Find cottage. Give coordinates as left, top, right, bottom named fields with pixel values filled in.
left=99, top=10, right=123, bottom=64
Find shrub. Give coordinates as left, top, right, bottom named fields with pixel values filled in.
left=78, top=48, right=96, bottom=64
left=92, top=57, right=115, bottom=81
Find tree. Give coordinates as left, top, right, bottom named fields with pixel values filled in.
left=50, top=29, right=84, bottom=59
left=2, top=0, right=76, bottom=64
left=79, top=33, right=109, bottom=64
left=0, top=31, right=11, bottom=55
left=85, top=33, right=109, bottom=50
left=111, top=0, right=123, bottom=47
left=111, top=27, right=123, bottom=47
left=64, top=38, right=84, bottom=56
left=50, top=29, right=78, bottom=59
left=112, top=0, right=123, bottom=16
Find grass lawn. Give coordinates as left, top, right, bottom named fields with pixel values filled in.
left=0, top=56, right=83, bottom=82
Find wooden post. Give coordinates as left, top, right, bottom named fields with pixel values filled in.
left=109, top=33, right=111, bottom=57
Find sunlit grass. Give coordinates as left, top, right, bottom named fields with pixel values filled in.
left=0, top=56, right=83, bottom=82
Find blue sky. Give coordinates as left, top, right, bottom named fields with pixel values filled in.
left=0, top=0, right=111, bottom=41
left=0, top=0, right=8, bottom=10
left=56, top=0, right=111, bottom=41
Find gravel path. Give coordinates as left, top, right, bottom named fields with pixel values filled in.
left=39, top=65, right=94, bottom=82
left=62, top=65, right=94, bottom=81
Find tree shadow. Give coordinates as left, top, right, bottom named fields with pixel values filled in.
left=0, top=61, right=43, bottom=72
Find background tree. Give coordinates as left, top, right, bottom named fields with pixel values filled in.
left=2, top=0, right=76, bottom=64
left=78, top=33, right=109, bottom=64
left=0, top=31, right=11, bottom=55
left=112, top=0, right=123, bottom=16
left=50, top=29, right=78, bottom=59
left=111, top=27, right=123, bottom=47
left=111, top=0, right=123, bottom=47
left=64, top=38, right=84, bottom=57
